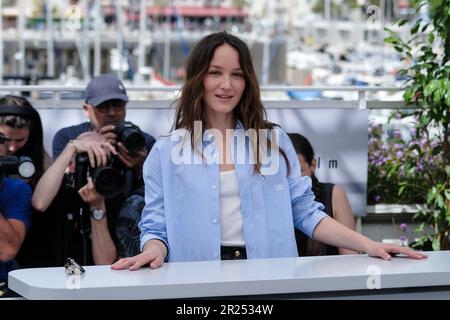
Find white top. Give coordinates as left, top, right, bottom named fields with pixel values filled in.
left=219, top=169, right=245, bottom=247
left=8, top=251, right=450, bottom=300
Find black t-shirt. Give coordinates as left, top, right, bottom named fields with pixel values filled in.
left=295, top=182, right=339, bottom=256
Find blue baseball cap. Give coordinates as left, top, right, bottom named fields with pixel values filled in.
left=85, top=74, right=129, bottom=107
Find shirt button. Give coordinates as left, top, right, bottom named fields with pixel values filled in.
left=212, top=219, right=218, bottom=224
left=211, top=185, right=217, bottom=190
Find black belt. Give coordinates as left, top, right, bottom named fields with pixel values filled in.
left=220, top=246, right=247, bottom=260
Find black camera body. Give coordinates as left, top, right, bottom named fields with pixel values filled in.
left=0, top=155, right=35, bottom=182
left=75, top=153, right=124, bottom=198
left=114, top=121, right=145, bottom=154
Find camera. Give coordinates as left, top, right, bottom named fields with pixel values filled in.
left=75, top=153, right=124, bottom=198
left=114, top=121, right=145, bottom=154
left=0, top=155, right=35, bottom=182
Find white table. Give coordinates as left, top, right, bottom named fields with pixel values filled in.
left=8, top=251, right=450, bottom=300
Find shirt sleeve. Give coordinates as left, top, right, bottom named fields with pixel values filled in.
left=138, top=142, right=170, bottom=260
left=2, top=180, right=32, bottom=230
left=116, top=194, right=144, bottom=258
left=52, top=127, right=70, bottom=159
left=281, top=130, right=328, bottom=239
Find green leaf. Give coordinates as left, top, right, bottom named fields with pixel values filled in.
left=398, top=19, right=409, bottom=27
left=420, top=22, right=430, bottom=33
left=432, top=239, right=441, bottom=251
left=416, top=223, right=425, bottom=233
left=384, top=36, right=399, bottom=44
left=433, top=88, right=444, bottom=101
left=445, top=166, right=450, bottom=177
left=436, top=194, right=445, bottom=208
left=397, top=69, right=408, bottom=77
left=428, top=32, right=435, bottom=44
left=444, top=189, right=450, bottom=201
left=446, top=92, right=450, bottom=106
left=424, top=80, right=440, bottom=97
left=427, top=188, right=437, bottom=204
left=411, top=19, right=422, bottom=34
left=403, top=88, right=414, bottom=102
left=399, top=185, right=406, bottom=196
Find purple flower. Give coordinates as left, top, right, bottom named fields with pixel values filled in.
left=394, top=130, right=402, bottom=138
left=400, top=223, right=408, bottom=232
left=400, top=235, right=408, bottom=242
left=409, top=127, right=416, bottom=136
left=396, top=151, right=403, bottom=158
left=418, top=163, right=424, bottom=172
left=374, top=195, right=381, bottom=203
left=408, top=140, right=419, bottom=147
left=419, top=138, right=427, bottom=147
left=395, top=112, right=402, bottom=120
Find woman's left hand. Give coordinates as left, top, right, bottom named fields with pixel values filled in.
left=366, top=241, right=428, bottom=260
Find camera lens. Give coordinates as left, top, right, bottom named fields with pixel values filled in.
left=18, top=158, right=35, bottom=178
left=115, top=121, right=145, bottom=154
left=0, top=155, right=35, bottom=180
left=122, top=130, right=145, bottom=153
left=90, top=167, right=124, bottom=198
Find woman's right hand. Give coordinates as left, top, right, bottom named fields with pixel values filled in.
left=111, top=245, right=165, bottom=270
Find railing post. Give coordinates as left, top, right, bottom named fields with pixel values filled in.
left=358, top=90, right=367, bottom=110
left=47, top=90, right=62, bottom=108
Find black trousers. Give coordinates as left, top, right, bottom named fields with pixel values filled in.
left=220, top=246, right=247, bottom=260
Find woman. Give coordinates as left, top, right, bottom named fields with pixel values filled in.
left=0, top=95, right=51, bottom=188
left=288, top=133, right=357, bottom=256
left=112, top=32, right=426, bottom=271
left=0, top=95, right=54, bottom=268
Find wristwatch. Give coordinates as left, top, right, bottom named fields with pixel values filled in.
left=90, top=208, right=105, bottom=221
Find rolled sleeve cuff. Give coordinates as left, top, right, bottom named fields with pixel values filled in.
left=140, top=234, right=170, bottom=262
left=298, top=211, right=328, bottom=239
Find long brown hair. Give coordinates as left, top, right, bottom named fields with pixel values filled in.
left=173, top=31, right=289, bottom=174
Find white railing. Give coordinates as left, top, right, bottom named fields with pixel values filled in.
left=0, top=85, right=412, bottom=110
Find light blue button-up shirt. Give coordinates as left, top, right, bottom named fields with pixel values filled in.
left=140, top=121, right=327, bottom=262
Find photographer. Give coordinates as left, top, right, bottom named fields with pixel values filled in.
left=33, top=131, right=119, bottom=265
left=0, top=95, right=54, bottom=269
left=39, top=74, right=155, bottom=266
left=0, top=137, right=32, bottom=297
left=52, top=74, right=155, bottom=188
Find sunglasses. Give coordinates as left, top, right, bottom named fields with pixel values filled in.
left=94, top=99, right=126, bottom=113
